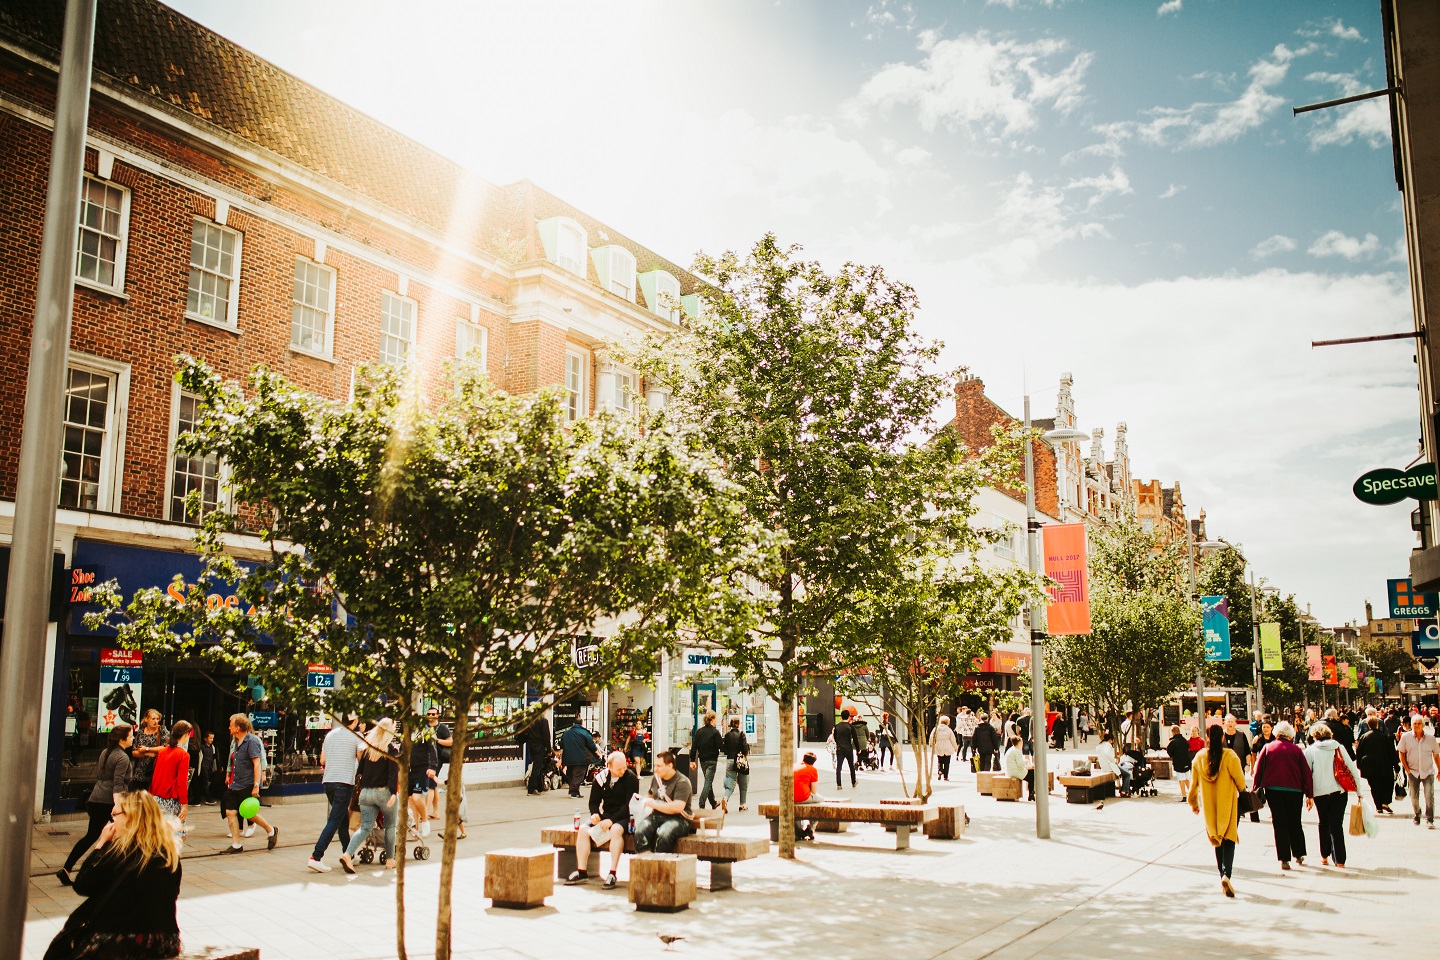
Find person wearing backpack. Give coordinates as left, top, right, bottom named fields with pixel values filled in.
left=721, top=716, right=751, bottom=810
left=1304, top=722, right=1363, bottom=867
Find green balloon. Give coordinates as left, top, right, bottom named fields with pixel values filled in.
left=238, top=796, right=260, bottom=820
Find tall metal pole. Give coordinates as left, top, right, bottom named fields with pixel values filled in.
left=0, top=2, right=95, bottom=954
left=1249, top=569, right=1263, bottom=717
left=1023, top=395, right=1050, bottom=839
left=1185, top=518, right=1206, bottom=725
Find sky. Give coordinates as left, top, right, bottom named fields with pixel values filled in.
left=167, top=0, right=1415, bottom=626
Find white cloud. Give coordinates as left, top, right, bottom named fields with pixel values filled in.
left=849, top=30, right=1093, bottom=141
left=855, top=1, right=916, bottom=40
left=1158, top=183, right=1184, bottom=199
left=1157, top=0, right=1182, bottom=17
left=1066, top=166, right=1133, bottom=209
left=1308, top=230, right=1380, bottom=260
left=1089, top=44, right=1309, bottom=153
left=893, top=145, right=932, bottom=166
left=1302, top=72, right=1391, bottom=149
left=1329, top=19, right=1364, bottom=42
left=1250, top=234, right=1297, bottom=259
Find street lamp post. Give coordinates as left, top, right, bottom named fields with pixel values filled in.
left=1020, top=396, right=1086, bottom=841
left=1190, top=536, right=1231, bottom=723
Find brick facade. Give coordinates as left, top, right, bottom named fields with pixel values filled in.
left=950, top=374, right=1059, bottom=518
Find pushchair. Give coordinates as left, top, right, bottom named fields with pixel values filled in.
left=857, top=737, right=881, bottom=771
left=354, top=808, right=431, bottom=863
left=1123, top=749, right=1158, bottom=797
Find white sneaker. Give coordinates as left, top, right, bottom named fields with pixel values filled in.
left=420, top=821, right=430, bottom=837
left=243, top=825, right=256, bottom=838
left=307, top=858, right=331, bottom=873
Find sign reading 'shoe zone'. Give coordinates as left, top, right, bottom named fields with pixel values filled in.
left=1353, top=463, right=1437, bottom=505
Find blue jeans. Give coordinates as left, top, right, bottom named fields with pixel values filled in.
left=697, top=761, right=720, bottom=809
left=634, top=812, right=692, bottom=853
left=723, top=763, right=749, bottom=806
left=344, top=787, right=396, bottom=861
left=311, top=783, right=353, bottom=861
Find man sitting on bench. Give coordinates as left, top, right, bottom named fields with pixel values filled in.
left=567, top=751, right=639, bottom=889
left=634, top=750, right=694, bottom=854
left=794, top=751, right=820, bottom=840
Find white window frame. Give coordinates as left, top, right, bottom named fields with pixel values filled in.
left=612, top=365, right=637, bottom=415
left=185, top=216, right=243, bottom=329
left=75, top=174, right=131, bottom=296
left=455, top=318, right=489, bottom=392
left=291, top=256, right=337, bottom=359
left=539, top=216, right=588, bottom=277
left=164, top=382, right=229, bottom=524
left=379, top=290, right=418, bottom=366
left=58, top=352, right=130, bottom=514
left=565, top=347, right=589, bottom=423
left=640, top=270, right=682, bottom=323
left=592, top=245, right=636, bottom=301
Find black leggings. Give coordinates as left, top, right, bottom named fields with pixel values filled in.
left=1214, top=838, right=1235, bottom=878
left=877, top=741, right=893, bottom=767
left=937, top=755, right=951, bottom=779
left=836, top=749, right=857, bottom=786
left=65, top=801, right=111, bottom=872
left=1315, top=791, right=1348, bottom=864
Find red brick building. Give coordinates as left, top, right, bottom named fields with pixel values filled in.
left=0, top=0, right=702, bottom=814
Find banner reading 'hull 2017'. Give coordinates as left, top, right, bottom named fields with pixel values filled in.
left=1042, top=523, right=1091, bottom=635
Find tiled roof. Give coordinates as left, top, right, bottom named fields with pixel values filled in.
left=0, top=0, right=698, bottom=293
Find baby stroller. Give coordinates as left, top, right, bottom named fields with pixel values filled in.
left=857, top=736, right=881, bottom=771
left=354, top=808, right=430, bottom=863
left=1123, top=749, right=1158, bottom=797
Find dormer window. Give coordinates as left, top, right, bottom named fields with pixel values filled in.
left=538, top=216, right=587, bottom=277
left=639, top=270, right=681, bottom=322
left=592, top=245, right=636, bottom=301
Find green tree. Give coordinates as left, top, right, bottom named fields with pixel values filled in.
left=1361, top=636, right=1416, bottom=697
left=87, top=357, right=760, bottom=960
left=1047, top=522, right=1201, bottom=737
left=635, top=235, right=971, bottom=856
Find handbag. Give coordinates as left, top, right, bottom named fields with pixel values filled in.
left=1347, top=802, right=1365, bottom=837
left=733, top=751, right=750, bottom=773
left=1237, top=789, right=1265, bottom=815
left=1333, top=749, right=1357, bottom=793
left=43, top=857, right=133, bottom=960
left=1395, top=770, right=1407, bottom=799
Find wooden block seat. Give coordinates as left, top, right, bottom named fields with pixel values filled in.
left=756, top=802, right=935, bottom=851
left=879, top=796, right=924, bottom=805
left=177, top=950, right=260, bottom=960
left=923, top=804, right=966, bottom=840
left=976, top=772, right=997, bottom=795
left=629, top=853, right=697, bottom=912
left=1057, top=772, right=1116, bottom=804
left=991, top=776, right=1023, bottom=801
left=539, top=827, right=767, bottom=891
left=484, top=847, right=554, bottom=909
left=1148, top=757, right=1173, bottom=779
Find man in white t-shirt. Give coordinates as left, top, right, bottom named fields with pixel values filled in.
left=1399, top=715, right=1440, bottom=828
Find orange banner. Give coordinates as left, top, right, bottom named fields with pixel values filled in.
left=1042, top=523, right=1092, bottom=635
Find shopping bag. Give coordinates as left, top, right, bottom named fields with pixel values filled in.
left=1347, top=802, right=1365, bottom=837
left=1360, top=796, right=1378, bottom=839
left=1395, top=772, right=1407, bottom=800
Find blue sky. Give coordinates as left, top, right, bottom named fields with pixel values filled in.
left=168, top=0, right=1413, bottom=625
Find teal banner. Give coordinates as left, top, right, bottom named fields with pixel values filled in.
left=1202, top=595, right=1231, bottom=661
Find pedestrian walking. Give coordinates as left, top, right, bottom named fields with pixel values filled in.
left=627, top=725, right=649, bottom=776
left=520, top=714, right=552, bottom=795
left=722, top=716, right=751, bottom=810
left=691, top=710, right=724, bottom=809
left=1078, top=711, right=1091, bottom=744
left=424, top=706, right=453, bottom=821
left=1188, top=723, right=1246, bottom=897
left=1356, top=719, right=1399, bottom=814
left=1166, top=725, right=1193, bottom=804
left=1251, top=721, right=1312, bottom=871
left=559, top=718, right=600, bottom=798
left=308, top=713, right=362, bottom=872
left=130, top=708, right=166, bottom=792
left=929, top=715, right=959, bottom=781
left=1399, top=714, right=1440, bottom=827
left=408, top=721, right=440, bottom=839
left=340, top=718, right=400, bottom=873
left=972, top=711, right=1000, bottom=772
left=149, top=721, right=192, bottom=833
left=1304, top=722, right=1363, bottom=867
left=956, top=707, right=978, bottom=762
left=221, top=713, right=276, bottom=854
left=875, top=714, right=895, bottom=770
left=832, top=709, right=860, bottom=788
left=45, top=791, right=182, bottom=960
left=57, top=725, right=132, bottom=886
left=194, top=731, right=216, bottom=804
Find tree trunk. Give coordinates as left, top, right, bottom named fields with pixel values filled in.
left=394, top=722, right=415, bottom=960
left=434, top=655, right=476, bottom=960
left=777, top=695, right=795, bottom=859
left=910, top=707, right=930, bottom=802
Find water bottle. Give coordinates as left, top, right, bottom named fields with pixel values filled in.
left=573, top=808, right=581, bottom=831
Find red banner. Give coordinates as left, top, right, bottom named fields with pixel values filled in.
left=1323, top=655, right=1338, bottom=685
left=1042, top=523, right=1091, bottom=635
left=100, top=648, right=142, bottom=667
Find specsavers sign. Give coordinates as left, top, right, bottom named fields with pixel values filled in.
left=1353, top=463, right=1438, bottom=505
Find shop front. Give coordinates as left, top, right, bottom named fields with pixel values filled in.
left=960, top=649, right=1031, bottom=711
left=660, top=647, right=777, bottom=757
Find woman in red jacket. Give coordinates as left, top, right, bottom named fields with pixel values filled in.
left=149, top=720, right=193, bottom=831
left=1251, top=720, right=1313, bottom=871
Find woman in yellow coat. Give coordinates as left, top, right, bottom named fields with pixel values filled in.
left=1188, top=723, right=1247, bottom=897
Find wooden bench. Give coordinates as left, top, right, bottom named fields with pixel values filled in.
left=924, top=804, right=965, bottom=840
left=976, top=772, right=997, bottom=795
left=178, top=950, right=260, bottom=960
left=539, top=827, right=767, bottom=891
left=1147, top=756, right=1173, bottom=779
left=992, top=776, right=1023, bottom=801
left=1057, top=772, right=1116, bottom=804
left=630, top=854, right=696, bottom=912
left=757, top=802, right=935, bottom=851
left=484, top=847, right=554, bottom=909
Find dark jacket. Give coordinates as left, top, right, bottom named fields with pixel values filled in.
left=588, top=768, right=639, bottom=824
left=693, top=724, right=723, bottom=763
left=1016, top=715, right=1032, bottom=743
left=88, top=748, right=133, bottom=806
left=971, top=721, right=1000, bottom=755
left=410, top=737, right=439, bottom=781
left=72, top=848, right=180, bottom=935
left=1165, top=734, right=1192, bottom=773
left=357, top=748, right=399, bottom=794
left=560, top=724, right=598, bottom=766
left=518, top=716, right=551, bottom=751
left=1251, top=739, right=1313, bottom=796
left=722, top=728, right=750, bottom=762
left=1332, top=721, right=1355, bottom=758
left=1355, top=728, right=1399, bottom=779
left=850, top=718, right=869, bottom=749
left=832, top=721, right=859, bottom=752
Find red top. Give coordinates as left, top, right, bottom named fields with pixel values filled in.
left=793, top=763, right=818, bottom=803
left=150, top=746, right=190, bottom=805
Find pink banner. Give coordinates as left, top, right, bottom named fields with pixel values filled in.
left=1306, top=644, right=1322, bottom=681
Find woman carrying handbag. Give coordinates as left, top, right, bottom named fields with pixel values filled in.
left=46, top=791, right=182, bottom=960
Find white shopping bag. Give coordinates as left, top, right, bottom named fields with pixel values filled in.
left=1361, top=795, right=1378, bottom=839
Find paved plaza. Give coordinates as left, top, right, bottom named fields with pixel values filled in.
left=23, top=747, right=1440, bottom=960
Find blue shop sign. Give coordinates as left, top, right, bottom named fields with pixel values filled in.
left=249, top=711, right=280, bottom=729
left=68, top=540, right=262, bottom=640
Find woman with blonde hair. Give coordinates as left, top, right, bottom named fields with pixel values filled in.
left=47, top=791, right=182, bottom=958
left=340, top=718, right=399, bottom=873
